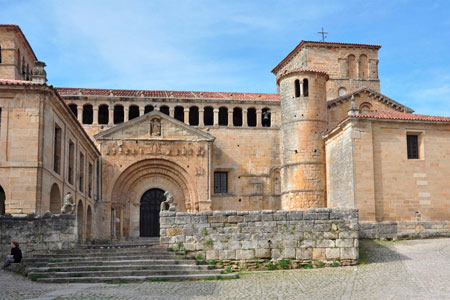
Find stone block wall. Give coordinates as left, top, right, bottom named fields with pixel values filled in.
left=0, top=213, right=77, bottom=256
left=360, top=221, right=450, bottom=239
left=160, top=208, right=359, bottom=266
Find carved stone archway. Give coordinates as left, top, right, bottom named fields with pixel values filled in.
left=110, top=158, right=198, bottom=239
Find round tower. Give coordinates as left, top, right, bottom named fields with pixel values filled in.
left=277, top=68, right=329, bottom=210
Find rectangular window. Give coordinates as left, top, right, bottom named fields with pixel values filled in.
left=79, top=152, right=84, bottom=192
left=53, top=125, right=62, bottom=174
left=214, top=171, right=228, bottom=194
left=88, top=162, right=93, bottom=198
left=68, top=140, right=74, bottom=184
left=407, top=134, right=419, bottom=159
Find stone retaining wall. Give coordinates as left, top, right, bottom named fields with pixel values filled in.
left=360, top=221, right=450, bottom=239
left=0, top=213, right=77, bottom=256
left=160, top=208, right=359, bottom=266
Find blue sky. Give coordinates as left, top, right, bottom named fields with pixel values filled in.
left=1, top=0, right=449, bottom=115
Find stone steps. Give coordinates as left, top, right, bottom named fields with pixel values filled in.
left=24, top=241, right=237, bottom=283
left=35, top=273, right=237, bottom=283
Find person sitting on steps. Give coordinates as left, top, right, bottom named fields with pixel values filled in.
left=1, top=241, right=22, bottom=271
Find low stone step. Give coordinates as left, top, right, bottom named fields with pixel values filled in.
left=35, top=273, right=238, bottom=283
left=26, top=264, right=215, bottom=273
left=29, top=269, right=223, bottom=278
left=26, top=259, right=198, bottom=268
left=23, top=254, right=179, bottom=263
left=30, top=251, right=178, bottom=258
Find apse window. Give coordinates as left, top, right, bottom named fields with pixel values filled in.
left=407, top=133, right=422, bottom=159
left=214, top=171, right=228, bottom=194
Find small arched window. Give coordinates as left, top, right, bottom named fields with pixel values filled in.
left=160, top=105, right=170, bottom=116
left=82, top=104, right=93, bottom=124
left=359, top=102, right=372, bottom=114
left=204, top=106, right=214, bottom=126
left=144, top=105, right=154, bottom=114
left=189, top=106, right=199, bottom=126
left=21, top=57, right=25, bottom=77
left=174, top=106, right=184, bottom=122
left=98, top=104, right=109, bottom=124
left=114, top=105, right=124, bottom=124
left=218, top=107, right=228, bottom=126
left=294, top=79, right=300, bottom=97
left=359, top=54, right=368, bottom=80
left=128, top=105, right=140, bottom=120
left=338, top=87, right=347, bottom=97
left=348, top=54, right=356, bottom=79
left=247, top=108, right=256, bottom=127
left=68, top=104, right=78, bottom=118
left=262, top=108, right=271, bottom=127
left=303, top=79, right=309, bottom=97
left=233, top=107, right=242, bottom=127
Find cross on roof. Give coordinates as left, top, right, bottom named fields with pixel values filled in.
left=317, top=27, right=328, bottom=42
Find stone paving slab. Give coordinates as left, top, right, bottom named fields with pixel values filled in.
left=0, top=238, right=449, bottom=300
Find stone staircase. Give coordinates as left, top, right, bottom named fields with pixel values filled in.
left=22, top=238, right=237, bottom=283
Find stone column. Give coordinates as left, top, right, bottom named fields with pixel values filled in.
left=92, top=105, right=99, bottom=125
left=199, top=108, right=205, bottom=127
left=184, top=108, right=190, bottom=125
left=228, top=109, right=233, bottom=127
left=256, top=109, right=262, bottom=127
left=139, top=106, right=145, bottom=116
left=300, top=81, right=304, bottom=96
left=77, top=106, right=83, bottom=123
left=124, top=106, right=129, bottom=122
left=169, top=107, right=175, bottom=118
left=213, top=108, right=219, bottom=126
left=108, top=108, right=114, bottom=125
left=243, top=109, right=248, bottom=127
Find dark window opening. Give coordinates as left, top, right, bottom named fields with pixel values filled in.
left=0, top=46, right=2, bottom=64
left=53, top=125, right=62, bottom=174
left=26, top=64, right=30, bottom=80
left=160, top=105, right=170, bottom=116
left=0, top=185, right=5, bottom=215
left=79, top=153, right=85, bottom=192
left=88, top=163, right=93, bottom=198
left=214, top=171, right=228, bottom=194
left=98, top=104, right=109, bottom=124
left=82, top=104, right=93, bottom=124
left=68, top=140, right=74, bottom=185
left=407, top=135, right=419, bottom=159
left=68, top=104, right=78, bottom=118
left=262, top=108, right=271, bottom=127
left=189, top=106, right=199, bottom=126
left=294, top=79, right=300, bottom=97
left=303, top=79, right=309, bottom=97
left=114, top=105, right=124, bottom=124
left=144, top=105, right=154, bottom=114
left=247, top=108, right=256, bottom=127
left=233, top=107, right=242, bottom=126
left=22, top=57, right=25, bottom=77
left=174, top=106, right=184, bottom=122
left=129, top=105, right=139, bottom=120
left=204, top=106, right=213, bottom=125
left=219, top=107, right=228, bottom=126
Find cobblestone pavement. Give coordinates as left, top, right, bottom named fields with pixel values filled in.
left=0, top=238, right=449, bottom=300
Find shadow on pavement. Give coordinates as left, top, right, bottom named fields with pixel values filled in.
left=359, top=239, right=410, bottom=264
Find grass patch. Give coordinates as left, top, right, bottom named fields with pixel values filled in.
left=69, top=273, right=82, bottom=277
left=206, top=239, right=213, bottom=247
left=49, top=259, right=62, bottom=263
left=29, top=274, right=47, bottom=281
left=203, top=228, right=208, bottom=236
left=279, top=259, right=290, bottom=270
left=301, top=262, right=313, bottom=269
left=221, top=267, right=233, bottom=274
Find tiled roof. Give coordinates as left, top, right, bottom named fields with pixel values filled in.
left=327, top=87, right=414, bottom=113
left=355, top=111, right=450, bottom=122
left=276, top=67, right=329, bottom=84
left=56, top=87, right=280, bottom=101
left=271, top=40, right=382, bottom=75
left=0, top=25, right=38, bottom=61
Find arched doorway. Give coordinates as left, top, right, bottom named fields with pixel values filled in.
left=0, top=185, right=5, bottom=215
left=49, top=183, right=61, bottom=214
left=140, top=188, right=165, bottom=237
left=77, top=200, right=84, bottom=243
left=86, top=205, right=93, bottom=242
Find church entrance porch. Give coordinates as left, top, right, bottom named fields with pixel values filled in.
left=140, top=188, right=165, bottom=237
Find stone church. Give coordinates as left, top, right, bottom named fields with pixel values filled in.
left=0, top=24, right=449, bottom=243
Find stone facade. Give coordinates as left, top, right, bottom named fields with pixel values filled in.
left=359, top=221, right=450, bottom=239
left=160, top=208, right=359, bottom=265
left=0, top=25, right=448, bottom=244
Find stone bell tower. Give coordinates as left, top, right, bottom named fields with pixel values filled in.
left=277, top=68, right=329, bottom=210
